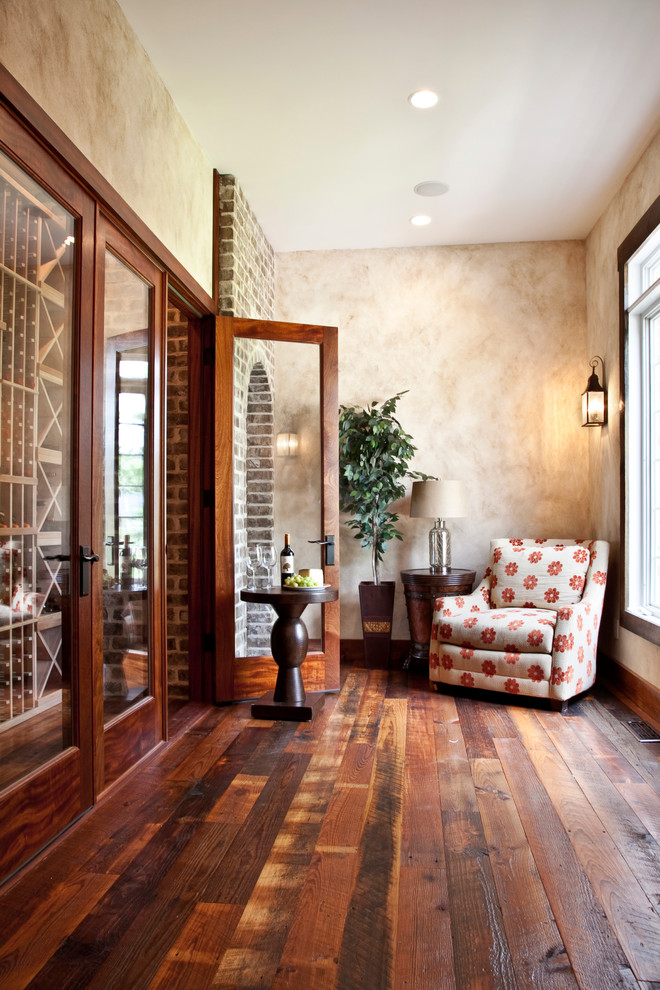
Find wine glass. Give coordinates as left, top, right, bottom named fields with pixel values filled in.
left=246, top=544, right=262, bottom=590
left=259, top=543, right=277, bottom=588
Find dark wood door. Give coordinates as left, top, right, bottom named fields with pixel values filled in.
left=92, top=217, right=166, bottom=793
left=0, top=108, right=95, bottom=882
left=213, top=317, right=339, bottom=702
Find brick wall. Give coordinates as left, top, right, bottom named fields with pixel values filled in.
left=218, top=174, right=277, bottom=657
left=233, top=344, right=276, bottom=656
left=217, top=174, right=275, bottom=320
left=165, top=176, right=276, bottom=692
left=166, top=307, right=190, bottom=699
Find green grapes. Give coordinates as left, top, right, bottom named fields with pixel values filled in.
left=284, top=574, right=322, bottom=588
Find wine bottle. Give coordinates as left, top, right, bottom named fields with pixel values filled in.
left=280, top=533, right=295, bottom=585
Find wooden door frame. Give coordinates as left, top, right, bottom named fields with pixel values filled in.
left=212, top=316, right=340, bottom=703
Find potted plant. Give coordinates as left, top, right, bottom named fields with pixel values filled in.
left=339, top=391, right=433, bottom=666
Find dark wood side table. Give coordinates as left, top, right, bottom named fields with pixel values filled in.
left=240, top=585, right=339, bottom=721
left=400, top=568, right=475, bottom=669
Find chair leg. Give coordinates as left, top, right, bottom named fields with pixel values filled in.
left=550, top=698, right=569, bottom=715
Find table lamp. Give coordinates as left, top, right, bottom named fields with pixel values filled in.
left=410, top=479, right=466, bottom=571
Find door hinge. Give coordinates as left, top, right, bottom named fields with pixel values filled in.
left=203, top=347, right=214, bottom=366
left=203, top=489, right=213, bottom=509
left=203, top=632, right=215, bottom=652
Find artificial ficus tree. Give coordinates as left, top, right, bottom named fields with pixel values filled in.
left=338, top=391, right=433, bottom=585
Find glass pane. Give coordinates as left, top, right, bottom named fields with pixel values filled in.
left=233, top=338, right=323, bottom=657
left=102, top=251, right=150, bottom=721
left=0, top=150, right=74, bottom=790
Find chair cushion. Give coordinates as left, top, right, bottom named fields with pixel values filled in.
left=434, top=608, right=557, bottom=654
left=430, top=643, right=554, bottom=685
left=490, top=540, right=590, bottom=610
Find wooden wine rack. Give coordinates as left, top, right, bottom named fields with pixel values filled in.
left=0, top=164, right=70, bottom=725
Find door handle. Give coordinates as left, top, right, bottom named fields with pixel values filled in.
left=308, top=535, right=335, bottom=567
left=80, top=545, right=100, bottom=597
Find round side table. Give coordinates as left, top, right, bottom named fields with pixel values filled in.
left=240, top=584, right=338, bottom=720
left=400, top=568, right=475, bottom=669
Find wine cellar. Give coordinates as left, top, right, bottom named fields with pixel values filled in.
left=0, top=154, right=72, bottom=731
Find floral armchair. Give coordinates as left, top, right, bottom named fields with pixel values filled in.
left=429, top=539, right=609, bottom=711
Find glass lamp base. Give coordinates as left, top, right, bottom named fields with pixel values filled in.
left=429, top=519, right=450, bottom=571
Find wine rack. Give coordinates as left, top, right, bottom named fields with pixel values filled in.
left=0, top=161, right=70, bottom=726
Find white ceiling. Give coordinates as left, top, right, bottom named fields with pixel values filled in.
left=117, top=0, right=660, bottom=253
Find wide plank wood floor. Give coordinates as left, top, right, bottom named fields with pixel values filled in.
left=2, top=663, right=660, bottom=989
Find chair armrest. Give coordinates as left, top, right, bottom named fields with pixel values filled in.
left=550, top=551, right=608, bottom=699
left=432, top=574, right=491, bottom=618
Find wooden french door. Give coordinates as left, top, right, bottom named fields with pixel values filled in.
left=0, top=88, right=188, bottom=885
left=0, top=108, right=95, bottom=881
left=213, top=316, right=340, bottom=702
left=92, top=217, right=166, bottom=792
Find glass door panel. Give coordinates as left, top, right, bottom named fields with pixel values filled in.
left=234, top=337, right=323, bottom=657
left=101, top=251, right=150, bottom=723
left=214, top=316, right=340, bottom=703
left=0, top=149, right=74, bottom=789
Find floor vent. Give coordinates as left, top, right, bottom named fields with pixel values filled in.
left=626, top=719, right=660, bottom=743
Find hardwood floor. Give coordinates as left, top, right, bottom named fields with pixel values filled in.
left=1, top=663, right=660, bottom=989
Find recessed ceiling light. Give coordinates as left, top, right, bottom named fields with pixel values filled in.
left=414, top=181, right=449, bottom=197
left=408, top=90, right=439, bottom=109
left=410, top=215, right=432, bottom=226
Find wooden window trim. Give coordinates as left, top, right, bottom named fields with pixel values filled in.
left=618, top=192, right=660, bottom=647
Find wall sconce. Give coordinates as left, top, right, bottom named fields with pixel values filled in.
left=410, top=479, right=466, bottom=571
left=581, top=356, right=607, bottom=427
left=276, top=432, right=299, bottom=457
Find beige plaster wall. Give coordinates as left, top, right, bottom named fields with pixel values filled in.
left=586, top=124, right=660, bottom=689
left=0, top=0, right=213, bottom=294
left=276, top=241, right=590, bottom=640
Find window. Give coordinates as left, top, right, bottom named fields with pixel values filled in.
left=621, top=196, right=660, bottom=642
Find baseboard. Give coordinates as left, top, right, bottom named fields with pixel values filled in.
left=340, top=638, right=411, bottom=668
left=598, top=653, right=660, bottom=732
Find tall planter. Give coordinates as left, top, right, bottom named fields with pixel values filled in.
left=359, top=581, right=395, bottom=668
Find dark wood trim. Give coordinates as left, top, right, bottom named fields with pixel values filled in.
left=597, top=652, right=660, bottom=733
left=212, top=169, right=220, bottom=311
left=618, top=256, right=628, bottom=639
left=617, top=193, right=660, bottom=271
left=0, top=749, right=84, bottom=883
left=320, top=325, right=340, bottom=688
left=213, top=316, right=236, bottom=703
left=200, top=317, right=217, bottom=702
left=618, top=191, right=660, bottom=648
left=102, top=698, right=159, bottom=791
left=0, top=63, right=215, bottom=318
left=619, top=608, right=660, bottom=648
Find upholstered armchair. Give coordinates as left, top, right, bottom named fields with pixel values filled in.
left=429, top=539, right=609, bottom=711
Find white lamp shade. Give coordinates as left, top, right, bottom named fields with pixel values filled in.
left=410, top=479, right=466, bottom=519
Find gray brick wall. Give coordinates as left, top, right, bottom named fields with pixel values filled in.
left=166, top=307, right=190, bottom=699
left=165, top=176, right=276, bottom=693
left=218, top=174, right=277, bottom=657
left=217, top=174, right=275, bottom=320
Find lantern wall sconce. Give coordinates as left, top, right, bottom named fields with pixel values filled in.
left=276, top=432, right=299, bottom=457
left=581, top=356, right=607, bottom=427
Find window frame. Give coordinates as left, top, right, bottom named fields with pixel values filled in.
left=619, top=192, right=660, bottom=646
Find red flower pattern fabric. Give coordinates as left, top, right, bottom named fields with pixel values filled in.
left=489, top=540, right=590, bottom=610
left=429, top=539, right=609, bottom=704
